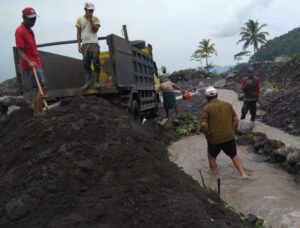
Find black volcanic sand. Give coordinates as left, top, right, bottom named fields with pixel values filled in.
left=0, top=96, right=250, bottom=228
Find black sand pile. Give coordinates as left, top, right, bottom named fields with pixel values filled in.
left=0, top=96, right=248, bottom=227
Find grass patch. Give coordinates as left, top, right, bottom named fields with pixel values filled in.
left=264, top=79, right=292, bottom=92
left=176, top=113, right=201, bottom=137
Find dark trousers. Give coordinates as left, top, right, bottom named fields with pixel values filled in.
left=241, top=100, right=257, bottom=121
left=82, top=43, right=101, bottom=74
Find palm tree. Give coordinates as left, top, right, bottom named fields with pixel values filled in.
left=191, top=52, right=205, bottom=68
left=237, top=19, right=269, bottom=54
left=191, top=39, right=217, bottom=70
left=234, top=51, right=251, bottom=64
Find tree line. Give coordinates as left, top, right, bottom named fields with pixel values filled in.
left=191, top=19, right=269, bottom=71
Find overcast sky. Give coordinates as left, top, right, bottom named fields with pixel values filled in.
left=1, top=0, right=300, bottom=82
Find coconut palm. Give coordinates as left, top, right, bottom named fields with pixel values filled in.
left=191, top=39, right=217, bottom=70
left=234, top=51, right=251, bottom=64
left=237, top=19, right=269, bottom=54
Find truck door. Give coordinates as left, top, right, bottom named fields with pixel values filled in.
left=108, top=35, right=135, bottom=87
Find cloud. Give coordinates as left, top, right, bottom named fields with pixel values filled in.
left=213, top=0, right=275, bottom=38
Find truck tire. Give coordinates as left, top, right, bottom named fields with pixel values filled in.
left=131, top=100, right=143, bottom=124
left=149, top=107, right=159, bottom=118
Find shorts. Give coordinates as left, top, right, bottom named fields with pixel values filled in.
left=207, top=139, right=237, bottom=159
left=24, top=68, right=47, bottom=89
left=163, top=92, right=176, bottom=109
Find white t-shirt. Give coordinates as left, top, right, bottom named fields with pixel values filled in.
left=76, top=16, right=100, bottom=44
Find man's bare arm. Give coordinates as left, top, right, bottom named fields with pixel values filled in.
left=76, top=27, right=82, bottom=53
left=232, top=115, right=239, bottom=129
left=89, top=18, right=100, bottom=33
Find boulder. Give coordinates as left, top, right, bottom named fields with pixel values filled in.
left=237, top=120, right=253, bottom=134
left=213, top=79, right=226, bottom=88
left=271, top=146, right=287, bottom=163
left=236, top=135, right=252, bottom=145
left=282, top=162, right=299, bottom=175
left=253, top=132, right=267, bottom=150
left=286, top=147, right=300, bottom=164
left=225, top=72, right=236, bottom=80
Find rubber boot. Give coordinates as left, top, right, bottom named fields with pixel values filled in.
left=81, top=73, right=92, bottom=90
left=250, top=120, right=255, bottom=129
left=92, top=72, right=100, bottom=88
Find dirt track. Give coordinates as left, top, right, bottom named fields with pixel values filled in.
left=170, top=89, right=300, bottom=227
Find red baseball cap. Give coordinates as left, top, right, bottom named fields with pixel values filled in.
left=22, top=7, right=37, bottom=18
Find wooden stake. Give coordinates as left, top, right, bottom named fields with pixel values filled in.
left=198, top=169, right=206, bottom=189
left=217, top=178, right=221, bottom=196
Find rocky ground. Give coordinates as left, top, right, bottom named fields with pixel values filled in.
left=0, top=96, right=252, bottom=228
left=170, top=61, right=300, bottom=135
left=234, top=60, right=300, bottom=135
left=0, top=78, right=19, bottom=97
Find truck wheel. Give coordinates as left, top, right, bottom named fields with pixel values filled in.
left=149, top=107, right=159, bottom=118
left=131, top=100, right=143, bottom=123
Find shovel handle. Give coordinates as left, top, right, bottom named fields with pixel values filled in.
left=32, top=67, right=48, bottom=109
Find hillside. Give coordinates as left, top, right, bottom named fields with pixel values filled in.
left=252, top=27, right=300, bottom=61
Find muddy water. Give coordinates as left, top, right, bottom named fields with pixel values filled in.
left=170, top=89, right=300, bottom=228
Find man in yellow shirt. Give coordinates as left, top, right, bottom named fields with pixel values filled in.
left=76, top=2, right=101, bottom=90
left=200, top=86, right=248, bottom=179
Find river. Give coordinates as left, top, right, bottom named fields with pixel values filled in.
left=169, top=89, right=300, bottom=228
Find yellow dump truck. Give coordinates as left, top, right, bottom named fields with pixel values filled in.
left=13, top=31, right=160, bottom=121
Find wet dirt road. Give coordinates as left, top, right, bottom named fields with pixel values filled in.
left=170, top=89, right=300, bottom=228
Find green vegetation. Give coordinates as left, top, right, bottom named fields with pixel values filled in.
left=252, top=27, right=300, bottom=61
left=234, top=51, right=251, bottom=64
left=237, top=19, right=269, bottom=55
left=172, top=68, right=198, bottom=77
left=231, top=62, right=248, bottom=72
left=224, top=202, right=266, bottom=227
left=191, top=39, right=217, bottom=72
left=264, top=79, right=292, bottom=92
left=207, top=197, right=215, bottom=205
left=176, top=114, right=201, bottom=137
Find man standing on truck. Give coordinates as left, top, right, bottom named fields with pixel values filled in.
left=200, top=86, right=249, bottom=179
left=240, top=66, right=260, bottom=127
left=15, top=7, right=47, bottom=116
left=76, top=2, right=101, bottom=90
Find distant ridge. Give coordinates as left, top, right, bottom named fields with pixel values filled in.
left=212, top=65, right=231, bottom=73
left=252, top=27, right=300, bottom=61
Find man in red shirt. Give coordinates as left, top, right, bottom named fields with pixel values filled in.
left=15, top=7, right=46, bottom=116
left=240, top=67, right=260, bottom=126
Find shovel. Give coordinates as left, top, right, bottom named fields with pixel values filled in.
left=32, top=67, right=61, bottom=111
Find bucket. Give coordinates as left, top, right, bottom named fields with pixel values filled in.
left=182, top=90, right=191, bottom=100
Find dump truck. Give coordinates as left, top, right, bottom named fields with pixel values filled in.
left=13, top=26, right=160, bottom=122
